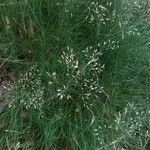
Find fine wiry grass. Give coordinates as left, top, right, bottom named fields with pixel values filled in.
left=0, top=0, right=150, bottom=150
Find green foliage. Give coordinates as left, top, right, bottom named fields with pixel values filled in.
left=0, top=0, right=149, bottom=149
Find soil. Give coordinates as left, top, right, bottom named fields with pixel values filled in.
left=0, top=66, right=15, bottom=113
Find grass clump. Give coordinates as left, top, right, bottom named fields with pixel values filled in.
left=0, top=0, right=149, bottom=149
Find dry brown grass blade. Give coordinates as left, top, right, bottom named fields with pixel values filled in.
left=7, top=72, right=16, bottom=82
left=5, top=16, right=11, bottom=30
left=27, top=19, right=34, bottom=37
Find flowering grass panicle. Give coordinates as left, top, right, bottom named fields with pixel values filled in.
left=54, top=46, right=105, bottom=105
left=9, top=65, right=44, bottom=110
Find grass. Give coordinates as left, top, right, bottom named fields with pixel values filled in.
left=0, top=0, right=150, bottom=149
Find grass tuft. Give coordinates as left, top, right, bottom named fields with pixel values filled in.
left=0, top=0, right=149, bottom=149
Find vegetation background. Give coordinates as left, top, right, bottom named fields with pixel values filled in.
left=0, top=0, right=149, bottom=149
